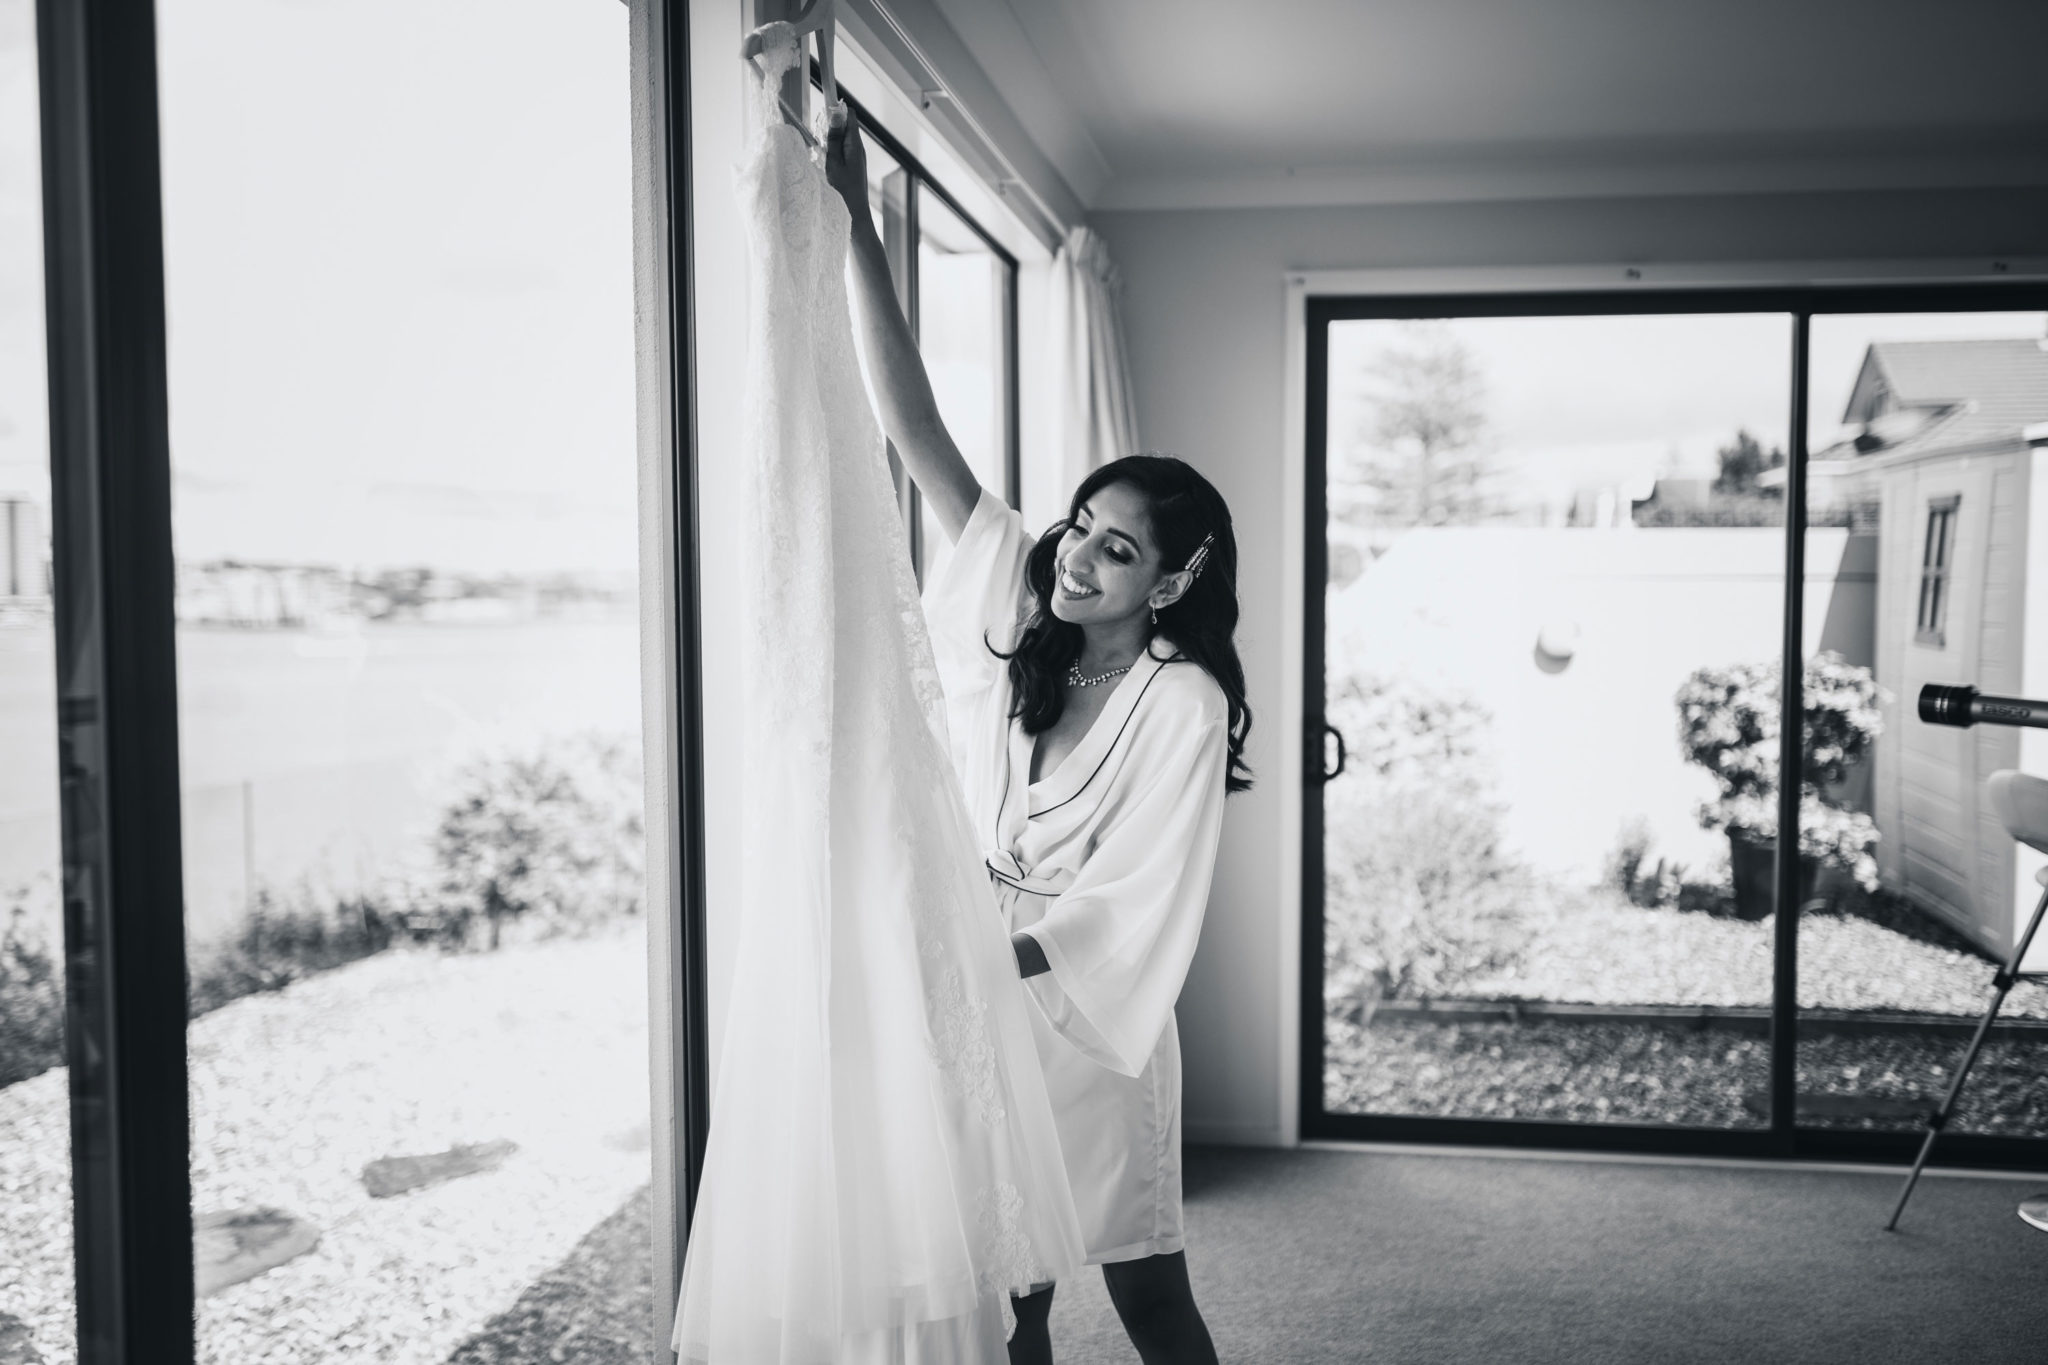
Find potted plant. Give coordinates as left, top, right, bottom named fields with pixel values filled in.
left=1675, top=652, right=1887, bottom=918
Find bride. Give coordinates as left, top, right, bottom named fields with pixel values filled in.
left=827, top=111, right=1255, bottom=1365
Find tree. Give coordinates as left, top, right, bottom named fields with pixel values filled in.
left=1339, top=322, right=1498, bottom=534
left=1712, top=428, right=1784, bottom=495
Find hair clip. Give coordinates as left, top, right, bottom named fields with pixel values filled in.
left=1183, top=533, right=1215, bottom=580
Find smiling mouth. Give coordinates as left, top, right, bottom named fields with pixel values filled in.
left=1057, top=567, right=1099, bottom=598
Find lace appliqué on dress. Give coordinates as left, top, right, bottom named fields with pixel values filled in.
left=923, top=963, right=1007, bottom=1127
left=978, top=1183, right=1042, bottom=1339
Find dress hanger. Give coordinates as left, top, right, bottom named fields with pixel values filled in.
left=741, top=0, right=838, bottom=149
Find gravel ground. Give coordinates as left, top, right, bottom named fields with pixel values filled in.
left=1328, top=889, right=2048, bottom=1133
left=0, top=921, right=653, bottom=1365
left=446, top=1184, right=652, bottom=1365
left=1326, top=1015, right=2048, bottom=1134
left=1458, top=887, right=2048, bottom=1018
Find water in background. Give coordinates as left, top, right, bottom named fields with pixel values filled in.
left=0, top=613, right=640, bottom=943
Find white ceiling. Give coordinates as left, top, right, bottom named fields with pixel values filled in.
left=928, top=0, right=2048, bottom=210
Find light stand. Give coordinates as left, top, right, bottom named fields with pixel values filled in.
left=1886, top=685, right=2048, bottom=1231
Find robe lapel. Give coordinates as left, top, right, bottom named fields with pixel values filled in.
left=1026, top=648, right=1167, bottom=818
left=996, top=715, right=1035, bottom=851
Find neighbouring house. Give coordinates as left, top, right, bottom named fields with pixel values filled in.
left=0, top=490, right=49, bottom=603
left=1809, top=338, right=2048, bottom=966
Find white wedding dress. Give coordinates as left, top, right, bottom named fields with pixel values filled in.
left=670, top=24, right=1083, bottom=1364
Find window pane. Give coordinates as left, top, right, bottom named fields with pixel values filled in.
left=158, top=2, right=653, bottom=1357
left=863, top=135, right=906, bottom=249
left=915, top=192, right=1010, bottom=573
left=1798, top=309, right=2048, bottom=1137
left=0, top=3, right=76, bottom=1359
left=1321, top=312, right=1792, bottom=1130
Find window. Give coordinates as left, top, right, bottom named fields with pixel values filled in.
left=155, top=2, right=654, bottom=1357
left=1798, top=311, right=2048, bottom=1148
left=836, top=90, right=1019, bottom=582
left=1916, top=495, right=1959, bottom=646
left=1306, top=288, right=2048, bottom=1167
left=1312, top=307, right=1793, bottom=1139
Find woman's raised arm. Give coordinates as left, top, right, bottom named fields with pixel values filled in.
left=824, top=110, right=982, bottom=544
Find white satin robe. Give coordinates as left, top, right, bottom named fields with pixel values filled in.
left=923, top=487, right=1230, bottom=1265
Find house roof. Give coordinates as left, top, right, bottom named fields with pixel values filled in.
left=1828, top=338, right=2048, bottom=463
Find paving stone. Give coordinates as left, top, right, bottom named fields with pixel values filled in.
left=193, top=1206, right=322, bottom=1297
left=361, top=1138, right=518, bottom=1199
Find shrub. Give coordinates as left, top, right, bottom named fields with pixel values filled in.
left=1323, top=673, right=1530, bottom=1011
left=0, top=734, right=649, bottom=1094
left=186, top=879, right=403, bottom=1017
left=1325, top=782, right=1533, bottom=1008
left=0, top=879, right=65, bottom=1089
left=421, top=734, right=644, bottom=950
left=1604, top=817, right=1689, bottom=909
left=1325, top=671, right=1492, bottom=782
left=1675, top=651, right=1887, bottom=890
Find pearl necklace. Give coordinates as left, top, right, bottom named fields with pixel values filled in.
left=1067, top=658, right=1133, bottom=688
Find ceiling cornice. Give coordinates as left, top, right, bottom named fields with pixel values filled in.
left=1093, top=142, right=2048, bottom=212
left=928, top=0, right=1114, bottom=204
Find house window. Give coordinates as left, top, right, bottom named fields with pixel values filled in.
left=1915, top=495, right=1960, bottom=646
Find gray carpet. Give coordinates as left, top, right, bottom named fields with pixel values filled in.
left=1045, top=1145, right=2048, bottom=1364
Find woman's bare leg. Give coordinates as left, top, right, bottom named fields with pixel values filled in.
left=1008, top=1282, right=1056, bottom=1365
left=1101, top=1252, right=1217, bottom=1365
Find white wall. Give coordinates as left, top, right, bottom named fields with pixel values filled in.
left=1090, top=185, right=2048, bottom=1147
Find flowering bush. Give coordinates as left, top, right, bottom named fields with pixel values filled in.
left=1675, top=652, right=1888, bottom=890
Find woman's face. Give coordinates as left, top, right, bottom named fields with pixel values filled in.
left=1050, top=482, right=1184, bottom=628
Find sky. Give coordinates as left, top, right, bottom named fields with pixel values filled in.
left=1, top=0, right=641, bottom=575
left=4, top=1, right=2043, bottom=568
left=1330, top=308, right=2048, bottom=519
left=0, top=0, right=43, bottom=511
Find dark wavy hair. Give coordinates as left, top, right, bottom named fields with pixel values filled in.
left=989, top=454, right=1253, bottom=795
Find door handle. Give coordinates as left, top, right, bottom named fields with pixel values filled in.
left=1318, top=722, right=1346, bottom=783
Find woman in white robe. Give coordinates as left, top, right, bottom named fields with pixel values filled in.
left=828, top=114, right=1253, bottom=1365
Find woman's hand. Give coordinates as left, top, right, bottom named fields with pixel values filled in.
left=824, top=105, right=868, bottom=223
left=1012, top=931, right=1051, bottom=979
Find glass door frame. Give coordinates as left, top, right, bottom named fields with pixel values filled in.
left=35, top=1, right=712, bottom=1359
left=1300, top=281, right=2048, bottom=1168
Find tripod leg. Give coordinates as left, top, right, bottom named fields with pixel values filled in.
left=1886, top=882, right=2048, bottom=1231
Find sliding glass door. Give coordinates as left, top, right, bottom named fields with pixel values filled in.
left=0, top=4, right=75, bottom=1358
left=1794, top=308, right=2048, bottom=1145
left=152, top=1, right=651, bottom=1358
left=1305, top=287, right=2048, bottom=1163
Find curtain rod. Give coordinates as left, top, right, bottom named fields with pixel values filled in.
left=841, top=0, right=1069, bottom=251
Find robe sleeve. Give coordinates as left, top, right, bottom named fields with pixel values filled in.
left=920, top=484, right=1034, bottom=718
left=1018, top=704, right=1230, bottom=1078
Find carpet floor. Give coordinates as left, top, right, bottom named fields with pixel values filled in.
left=1044, top=1144, right=2048, bottom=1364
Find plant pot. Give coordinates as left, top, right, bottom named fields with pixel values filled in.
left=1728, top=834, right=1818, bottom=920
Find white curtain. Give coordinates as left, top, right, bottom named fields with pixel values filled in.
left=1048, top=225, right=1139, bottom=497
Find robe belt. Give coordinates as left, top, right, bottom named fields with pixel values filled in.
left=983, top=848, right=1072, bottom=898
